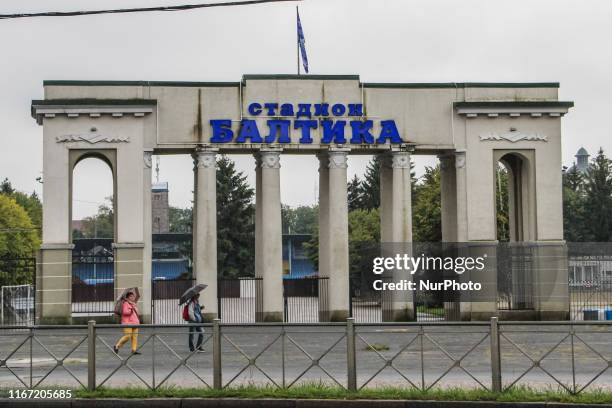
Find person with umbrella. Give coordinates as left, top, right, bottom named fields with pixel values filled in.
left=113, top=288, right=141, bottom=355
left=181, top=284, right=207, bottom=353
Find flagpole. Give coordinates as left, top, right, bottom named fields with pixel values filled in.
left=296, top=6, right=300, bottom=75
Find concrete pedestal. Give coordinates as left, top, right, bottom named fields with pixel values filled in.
left=113, top=244, right=145, bottom=319
left=38, top=245, right=73, bottom=325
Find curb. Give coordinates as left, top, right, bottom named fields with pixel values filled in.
left=0, top=399, right=611, bottom=408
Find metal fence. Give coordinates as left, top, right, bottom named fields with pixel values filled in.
left=568, top=246, right=612, bottom=321
left=350, top=276, right=389, bottom=323
left=72, top=255, right=114, bottom=315
left=497, top=245, right=534, bottom=311
left=0, top=319, right=610, bottom=393
left=1, top=284, right=34, bottom=326
left=151, top=278, right=195, bottom=324
left=284, top=277, right=328, bottom=323
left=218, top=277, right=262, bottom=323
left=0, top=257, right=36, bottom=326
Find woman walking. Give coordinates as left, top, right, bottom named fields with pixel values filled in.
left=113, top=290, right=141, bottom=355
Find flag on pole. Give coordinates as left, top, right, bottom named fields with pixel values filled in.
left=297, top=8, right=309, bottom=73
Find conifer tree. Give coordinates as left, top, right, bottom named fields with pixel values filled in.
left=216, top=155, right=255, bottom=277
left=583, top=148, right=612, bottom=241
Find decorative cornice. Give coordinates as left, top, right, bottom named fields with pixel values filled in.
left=480, top=132, right=548, bottom=143
left=454, top=101, right=573, bottom=118
left=41, top=243, right=75, bottom=250
left=31, top=99, right=156, bottom=125
left=112, top=242, right=145, bottom=249
left=56, top=132, right=129, bottom=144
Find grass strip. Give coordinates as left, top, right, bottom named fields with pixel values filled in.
left=69, top=384, right=612, bottom=404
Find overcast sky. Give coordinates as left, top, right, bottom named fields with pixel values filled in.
left=1, top=0, right=610, bottom=218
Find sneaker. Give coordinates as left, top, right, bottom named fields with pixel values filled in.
left=132, top=351, right=142, bottom=355
left=113, top=346, right=119, bottom=354
left=196, top=348, right=206, bottom=353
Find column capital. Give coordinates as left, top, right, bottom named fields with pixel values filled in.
left=390, top=151, right=411, bottom=169
left=193, top=148, right=218, bottom=169
left=327, top=150, right=348, bottom=169
left=256, top=149, right=281, bottom=169
left=317, top=152, right=329, bottom=170
left=455, top=150, right=467, bottom=169
left=143, top=151, right=153, bottom=169
left=438, top=154, right=455, bottom=170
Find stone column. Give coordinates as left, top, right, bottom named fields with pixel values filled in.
left=379, top=154, right=394, bottom=243
left=390, top=151, right=413, bottom=243
left=255, top=149, right=284, bottom=321
left=454, top=150, right=468, bottom=242
left=317, top=153, right=330, bottom=321
left=192, top=148, right=218, bottom=321
left=141, top=150, right=153, bottom=323
left=326, top=148, right=350, bottom=321
left=254, top=154, right=263, bottom=321
left=439, top=155, right=458, bottom=243
left=439, top=154, right=461, bottom=320
left=379, top=151, right=414, bottom=321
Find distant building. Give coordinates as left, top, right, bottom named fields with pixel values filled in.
left=152, top=182, right=170, bottom=233
left=282, top=234, right=316, bottom=279
left=575, top=147, right=589, bottom=173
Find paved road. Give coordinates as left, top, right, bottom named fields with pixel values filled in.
left=0, top=325, right=610, bottom=392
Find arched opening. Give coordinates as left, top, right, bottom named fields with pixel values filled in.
left=71, top=155, right=116, bottom=317
left=495, top=151, right=535, bottom=312
left=495, top=151, right=538, bottom=243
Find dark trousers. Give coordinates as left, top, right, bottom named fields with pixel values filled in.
left=189, top=325, right=204, bottom=351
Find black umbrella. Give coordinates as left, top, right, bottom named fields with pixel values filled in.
left=179, top=284, right=208, bottom=305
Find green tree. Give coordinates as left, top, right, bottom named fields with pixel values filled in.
left=347, top=174, right=363, bottom=211
left=360, top=156, right=381, bottom=210
left=169, top=206, right=193, bottom=233
left=348, top=208, right=380, bottom=276
left=583, top=148, right=612, bottom=241
left=282, top=204, right=318, bottom=234
left=0, top=195, right=41, bottom=285
left=495, top=165, right=510, bottom=242
left=562, top=165, right=587, bottom=242
left=412, top=166, right=442, bottom=242
left=216, top=155, right=255, bottom=278
left=0, top=178, right=42, bottom=239
left=77, top=197, right=114, bottom=239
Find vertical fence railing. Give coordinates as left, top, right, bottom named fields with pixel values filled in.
left=497, top=244, right=534, bottom=311
left=151, top=278, right=195, bottom=324
left=568, top=247, right=612, bottom=321
left=283, top=276, right=328, bottom=322
left=218, top=277, right=262, bottom=323
left=0, top=257, right=36, bottom=326
left=350, top=276, right=393, bottom=322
